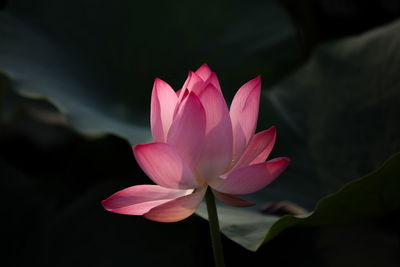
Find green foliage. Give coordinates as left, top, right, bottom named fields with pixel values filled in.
left=262, top=152, right=400, bottom=246
left=199, top=19, right=400, bottom=250
left=0, top=0, right=300, bottom=143
left=1, top=0, right=400, bottom=255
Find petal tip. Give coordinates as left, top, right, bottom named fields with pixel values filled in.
left=270, top=156, right=291, bottom=164
left=132, top=143, right=156, bottom=159
left=153, top=77, right=164, bottom=86
left=132, top=144, right=142, bottom=153
left=196, top=64, right=212, bottom=74
left=101, top=198, right=112, bottom=211
left=253, top=75, right=261, bottom=84
left=254, top=76, right=262, bottom=87
left=267, top=125, right=277, bottom=134
left=154, top=77, right=172, bottom=88
left=277, top=157, right=291, bottom=168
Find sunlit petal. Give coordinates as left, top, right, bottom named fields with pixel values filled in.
left=144, top=186, right=207, bottom=222
left=102, top=185, right=192, bottom=215
left=133, top=142, right=199, bottom=189
left=212, top=157, right=290, bottom=195
left=151, top=78, right=178, bottom=142
left=230, top=76, right=261, bottom=162
left=167, top=92, right=206, bottom=168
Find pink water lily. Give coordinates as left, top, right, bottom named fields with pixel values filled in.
left=102, top=65, right=290, bottom=222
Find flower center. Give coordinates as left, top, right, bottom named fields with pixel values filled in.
left=193, top=169, right=206, bottom=185
left=195, top=176, right=206, bottom=185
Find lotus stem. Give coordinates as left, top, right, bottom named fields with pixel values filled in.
left=205, top=187, right=225, bottom=267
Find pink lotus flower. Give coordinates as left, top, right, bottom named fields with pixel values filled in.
left=102, top=65, right=290, bottom=222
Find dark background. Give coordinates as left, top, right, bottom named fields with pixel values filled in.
left=1, top=0, right=400, bottom=266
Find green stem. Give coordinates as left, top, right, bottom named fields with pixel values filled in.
left=205, top=187, right=226, bottom=267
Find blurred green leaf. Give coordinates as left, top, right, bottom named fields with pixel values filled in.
left=196, top=203, right=279, bottom=251
left=261, top=151, right=400, bottom=246
left=198, top=152, right=400, bottom=251
left=0, top=0, right=301, bottom=144
left=1, top=0, right=400, bottom=254
left=200, top=19, right=400, bottom=250
left=0, top=0, right=302, bottom=252
left=0, top=14, right=150, bottom=144
left=262, top=18, right=400, bottom=189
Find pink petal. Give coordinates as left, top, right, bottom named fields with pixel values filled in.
left=182, top=71, right=205, bottom=95
left=151, top=78, right=178, bottom=142
left=172, top=88, right=189, bottom=124
left=195, top=64, right=212, bottom=81
left=233, top=126, right=276, bottom=170
left=181, top=71, right=192, bottom=91
left=144, top=186, right=207, bottom=222
left=212, top=157, right=290, bottom=195
left=102, top=185, right=192, bottom=215
left=179, top=72, right=192, bottom=104
left=212, top=189, right=256, bottom=207
left=208, top=72, right=222, bottom=93
left=174, top=88, right=189, bottom=117
left=193, top=65, right=221, bottom=92
left=176, top=89, right=182, bottom=98
left=167, top=92, right=206, bottom=169
left=230, top=76, right=261, bottom=163
left=133, top=143, right=199, bottom=189
left=195, top=84, right=233, bottom=181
